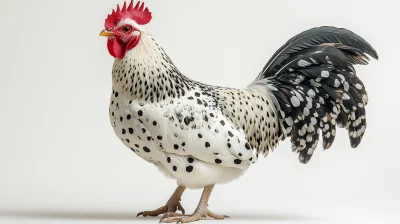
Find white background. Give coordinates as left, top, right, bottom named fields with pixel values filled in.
left=0, top=0, right=398, bottom=223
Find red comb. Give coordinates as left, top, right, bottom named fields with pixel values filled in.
left=105, top=0, right=152, bottom=29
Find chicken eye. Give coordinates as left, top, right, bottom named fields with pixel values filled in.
left=122, top=26, right=132, bottom=33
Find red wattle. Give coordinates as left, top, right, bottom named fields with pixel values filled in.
left=107, top=36, right=140, bottom=59
left=107, top=38, right=125, bottom=59
left=107, top=39, right=117, bottom=58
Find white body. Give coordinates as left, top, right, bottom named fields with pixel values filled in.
left=109, top=84, right=250, bottom=189
left=108, top=31, right=279, bottom=189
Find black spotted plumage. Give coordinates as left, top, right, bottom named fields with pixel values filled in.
left=252, top=26, right=378, bottom=163
left=106, top=16, right=377, bottom=196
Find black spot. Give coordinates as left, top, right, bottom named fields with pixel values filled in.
left=114, top=92, right=119, bottom=97
left=234, top=159, right=242, bottom=164
left=143, top=146, right=151, bottom=153
left=195, top=92, right=201, bottom=97
left=129, top=128, right=134, bottom=134
left=147, top=136, right=152, bottom=141
left=167, top=157, right=171, bottom=163
left=126, top=139, right=130, bottom=143
left=228, top=131, right=234, bottom=137
left=188, top=157, right=194, bottom=163
left=188, top=96, right=194, bottom=100
left=181, top=142, right=186, bottom=146
left=249, top=157, right=253, bottom=161
left=215, top=159, right=222, bottom=164
left=173, top=166, right=177, bottom=171
left=245, top=142, right=251, bottom=150
left=157, top=135, right=163, bottom=140
left=186, top=166, right=193, bottom=172
left=120, top=116, right=123, bottom=122
left=227, top=143, right=231, bottom=148
left=205, top=142, right=210, bottom=148
left=127, top=114, right=131, bottom=120
left=153, top=121, right=157, bottom=126
left=220, top=120, right=225, bottom=126
left=197, top=99, right=202, bottom=105
left=174, top=144, right=179, bottom=150
left=184, top=117, right=192, bottom=125
left=122, top=129, right=126, bottom=134
left=238, top=153, right=242, bottom=156
left=198, top=133, right=202, bottom=138
left=134, top=144, right=139, bottom=148
left=142, top=128, right=146, bottom=133
left=210, top=113, right=214, bottom=117
left=138, top=110, right=143, bottom=116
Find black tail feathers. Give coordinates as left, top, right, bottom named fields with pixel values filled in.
left=253, top=26, right=378, bottom=163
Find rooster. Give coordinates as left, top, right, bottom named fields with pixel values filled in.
left=100, top=1, right=378, bottom=223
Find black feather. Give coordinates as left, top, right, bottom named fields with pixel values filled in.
left=274, top=45, right=355, bottom=76
left=256, top=26, right=378, bottom=80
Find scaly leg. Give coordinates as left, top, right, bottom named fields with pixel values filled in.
left=160, top=184, right=228, bottom=223
left=137, top=186, right=186, bottom=217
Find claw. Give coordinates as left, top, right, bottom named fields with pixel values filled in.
left=137, top=211, right=150, bottom=217
left=137, top=212, right=150, bottom=217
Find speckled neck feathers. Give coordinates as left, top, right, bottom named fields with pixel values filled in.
left=111, top=32, right=192, bottom=102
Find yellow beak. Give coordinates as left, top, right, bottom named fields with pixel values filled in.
left=99, top=29, right=114, bottom=37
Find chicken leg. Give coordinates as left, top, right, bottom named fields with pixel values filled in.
left=159, top=184, right=228, bottom=223
left=137, top=186, right=186, bottom=217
